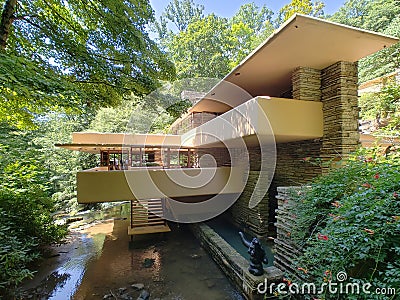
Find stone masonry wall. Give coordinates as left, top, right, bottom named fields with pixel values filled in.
left=197, top=147, right=230, bottom=167
left=268, top=140, right=322, bottom=233
left=320, top=61, right=360, bottom=172
left=274, top=186, right=304, bottom=281
left=170, top=112, right=219, bottom=134
left=274, top=140, right=322, bottom=187
left=198, top=146, right=270, bottom=236
left=271, top=62, right=360, bottom=278
left=230, top=171, right=269, bottom=236
left=228, top=147, right=271, bottom=236
left=292, top=66, right=321, bottom=101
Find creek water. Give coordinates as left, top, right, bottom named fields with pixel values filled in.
left=20, top=204, right=244, bottom=300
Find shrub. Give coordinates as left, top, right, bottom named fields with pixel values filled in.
left=290, top=147, right=400, bottom=299
left=0, top=125, right=67, bottom=296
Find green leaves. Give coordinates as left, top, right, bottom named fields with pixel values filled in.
left=163, top=0, right=204, bottom=31
left=155, top=1, right=274, bottom=80
left=0, top=124, right=68, bottom=296
left=0, top=0, right=176, bottom=129
left=330, top=0, right=400, bottom=83
left=168, top=14, right=231, bottom=79
left=291, top=148, right=400, bottom=298
left=359, top=82, right=400, bottom=137
left=276, top=0, right=325, bottom=25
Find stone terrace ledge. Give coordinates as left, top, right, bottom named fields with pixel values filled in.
left=192, top=223, right=283, bottom=300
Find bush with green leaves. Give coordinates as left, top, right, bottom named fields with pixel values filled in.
left=290, top=147, right=400, bottom=299
left=0, top=125, right=67, bottom=296
left=359, top=83, right=400, bottom=136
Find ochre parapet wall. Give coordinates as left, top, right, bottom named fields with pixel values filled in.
left=76, top=167, right=243, bottom=203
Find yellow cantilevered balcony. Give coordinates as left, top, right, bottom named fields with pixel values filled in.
left=57, top=96, right=322, bottom=204
left=76, top=166, right=244, bottom=204
left=182, top=96, right=323, bottom=148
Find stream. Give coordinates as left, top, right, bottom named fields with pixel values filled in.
left=19, top=204, right=244, bottom=300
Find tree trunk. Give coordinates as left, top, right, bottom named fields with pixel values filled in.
left=0, top=0, right=17, bottom=50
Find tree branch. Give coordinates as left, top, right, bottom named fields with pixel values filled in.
left=23, top=17, right=44, bottom=31
left=41, top=0, right=82, bottom=36
left=11, top=14, right=38, bottom=21
left=90, top=51, right=133, bottom=64
left=73, top=80, right=131, bottom=90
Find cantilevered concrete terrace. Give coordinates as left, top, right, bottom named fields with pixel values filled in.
left=56, top=14, right=398, bottom=234
left=56, top=94, right=324, bottom=203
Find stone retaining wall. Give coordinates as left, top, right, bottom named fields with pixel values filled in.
left=274, top=186, right=305, bottom=281
left=230, top=171, right=269, bottom=236
left=192, top=223, right=283, bottom=300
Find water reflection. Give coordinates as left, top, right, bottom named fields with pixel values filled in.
left=51, top=234, right=107, bottom=299
left=22, top=204, right=244, bottom=300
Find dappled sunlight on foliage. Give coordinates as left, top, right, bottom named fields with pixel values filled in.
left=290, top=147, right=400, bottom=299
left=0, top=0, right=175, bottom=129
left=359, top=82, right=400, bottom=136
left=0, top=124, right=67, bottom=295
left=331, top=0, right=400, bottom=83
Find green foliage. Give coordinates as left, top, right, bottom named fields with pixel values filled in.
left=0, top=218, right=39, bottom=291
left=89, top=80, right=198, bottom=133
left=330, top=0, right=400, bottom=83
left=379, top=84, right=400, bottom=117
left=168, top=14, right=231, bottom=79
left=359, top=83, right=400, bottom=135
left=0, top=0, right=175, bottom=128
left=276, top=0, right=325, bottom=25
left=163, top=0, right=204, bottom=32
left=155, top=1, right=274, bottom=79
left=33, top=113, right=97, bottom=211
left=290, top=148, right=400, bottom=299
left=329, top=0, right=370, bottom=28
left=359, top=92, right=380, bottom=121
left=0, top=124, right=67, bottom=295
left=231, top=3, right=273, bottom=34
left=228, top=3, right=274, bottom=67
left=377, top=84, right=400, bottom=136
left=89, top=97, right=141, bottom=133
left=0, top=52, right=83, bottom=128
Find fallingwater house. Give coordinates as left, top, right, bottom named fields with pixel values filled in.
left=57, top=14, right=399, bottom=299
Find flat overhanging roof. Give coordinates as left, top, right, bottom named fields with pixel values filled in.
left=189, top=14, right=399, bottom=114
left=56, top=132, right=183, bottom=153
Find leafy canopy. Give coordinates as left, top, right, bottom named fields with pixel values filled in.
left=276, top=0, right=325, bottom=25
left=330, top=0, right=400, bottom=82
left=0, top=0, right=175, bottom=128
left=0, top=124, right=67, bottom=294
left=155, top=1, right=274, bottom=79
